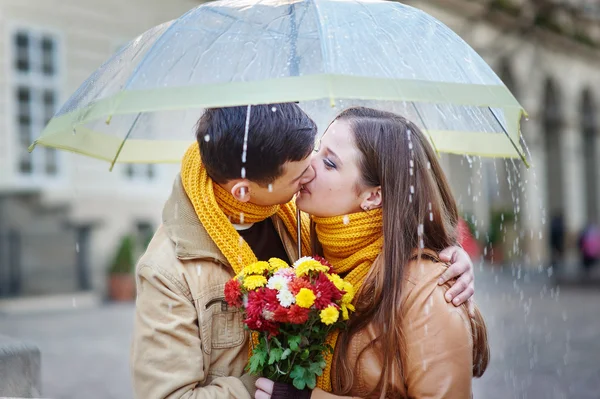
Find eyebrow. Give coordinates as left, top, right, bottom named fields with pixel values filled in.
left=291, top=164, right=311, bottom=183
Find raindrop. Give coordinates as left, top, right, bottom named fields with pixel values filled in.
left=75, top=243, right=79, bottom=253
left=427, top=161, right=431, bottom=169
left=547, top=266, right=553, bottom=277
left=268, top=184, right=273, bottom=192
left=428, top=202, right=432, bottom=211
left=409, top=142, right=413, bottom=150
left=409, top=160, right=414, bottom=168
left=409, top=195, right=413, bottom=203
left=429, top=212, right=433, bottom=221
left=196, top=265, right=202, bottom=276
left=241, top=167, right=246, bottom=178
left=410, top=185, right=414, bottom=194
left=239, top=212, right=245, bottom=224
left=343, top=215, right=350, bottom=225
left=417, top=224, right=424, bottom=236
left=204, top=134, right=210, bottom=142
left=271, top=106, right=277, bottom=112
left=410, top=168, right=414, bottom=176
left=239, top=236, right=244, bottom=247
left=72, top=298, right=77, bottom=308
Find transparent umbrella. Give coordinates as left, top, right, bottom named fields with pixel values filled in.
left=30, top=0, right=527, bottom=167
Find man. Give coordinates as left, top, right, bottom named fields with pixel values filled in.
left=131, top=103, right=475, bottom=399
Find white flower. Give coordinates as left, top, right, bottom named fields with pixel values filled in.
left=293, top=256, right=313, bottom=268
left=267, top=274, right=290, bottom=291
left=277, top=287, right=296, bottom=308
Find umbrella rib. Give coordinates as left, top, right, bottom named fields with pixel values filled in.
left=488, top=107, right=529, bottom=167
left=411, top=103, right=441, bottom=157
left=109, top=112, right=142, bottom=172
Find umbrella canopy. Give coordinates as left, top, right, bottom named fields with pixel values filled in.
left=31, top=0, right=526, bottom=166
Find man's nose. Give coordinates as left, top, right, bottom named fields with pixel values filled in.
left=299, top=165, right=316, bottom=185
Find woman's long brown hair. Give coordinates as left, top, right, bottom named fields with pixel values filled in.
left=329, top=107, right=489, bottom=397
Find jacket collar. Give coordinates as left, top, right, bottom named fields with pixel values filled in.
left=162, top=175, right=228, bottom=264
left=162, top=175, right=300, bottom=265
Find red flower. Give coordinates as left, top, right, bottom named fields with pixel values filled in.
left=288, top=304, right=310, bottom=324
left=288, top=277, right=312, bottom=295
left=224, top=279, right=243, bottom=308
left=245, top=288, right=279, bottom=327
left=272, top=305, right=290, bottom=323
left=313, top=272, right=343, bottom=310
left=313, top=255, right=333, bottom=272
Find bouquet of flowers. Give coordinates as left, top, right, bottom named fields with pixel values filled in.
left=224, top=256, right=355, bottom=390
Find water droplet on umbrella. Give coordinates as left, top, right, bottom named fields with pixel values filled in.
left=241, top=167, right=246, bottom=178
left=204, top=134, right=210, bottom=142
left=268, top=184, right=273, bottom=192
left=343, top=215, right=350, bottom=225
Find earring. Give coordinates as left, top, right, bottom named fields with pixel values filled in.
left=362, top=205, right=369, bottom=211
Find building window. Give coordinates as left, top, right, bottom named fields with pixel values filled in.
left=12, top=29, right=61, bottom=177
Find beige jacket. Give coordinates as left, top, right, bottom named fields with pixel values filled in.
left=131, top=177, right=300, bottom=399
left=315, top=250, right=479, bottom=399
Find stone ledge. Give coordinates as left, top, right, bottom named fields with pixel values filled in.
left=0, top=335, right=41, bottom=398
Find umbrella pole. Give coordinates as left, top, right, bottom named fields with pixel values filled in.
left=488, top=107, right=530, bottom=168
left=297, top=207, right=302, bottom=258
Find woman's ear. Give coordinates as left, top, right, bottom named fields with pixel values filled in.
left=360, top=186, right=382, bottom=211
left=231, top=181, right=251, bottom=202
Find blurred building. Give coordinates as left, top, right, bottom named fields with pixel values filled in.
left=410, top=0, right=600, bottom=273
left=0, top=0, right=202, bottom=297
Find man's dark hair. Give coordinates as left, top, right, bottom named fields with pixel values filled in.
left=196, top=103, right=317, bottom=185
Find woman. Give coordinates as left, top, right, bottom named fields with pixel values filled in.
left=256, top=107, right=489, bottom=398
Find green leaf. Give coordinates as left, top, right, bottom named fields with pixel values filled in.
left=305, top=371, right=317, bottom=390
left=288, top=335, right=302, bottom=352
left=248, top=350, right=267, bottom=374
left=281, top=348, right=292, bottom=360
left=290, top=365, right=306, bottom=390
left=268, top=347, right=284, bottom=365
left=309, top=361, right=325, bottom=376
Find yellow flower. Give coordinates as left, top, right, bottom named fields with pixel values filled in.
left=268, top=258, right=289, bottom=272
left=341, top=281, right=355, bottom=304
left=327, top=273, right=345, bottom=291
left=295, top=288, right=316, bottom=308
left=243, top=275, right=268, bottom=290
left=295, top=259, right=329, bottom=277
left=242, top=261, right=270, bottom=276
left=320, top=305, right=340, bottom=325
left=341, top=303, right=355, bottom=320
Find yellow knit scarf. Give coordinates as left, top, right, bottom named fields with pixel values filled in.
left=180, top=143, right=311, bottom=276
left=312, top=209, right=384, bottom=392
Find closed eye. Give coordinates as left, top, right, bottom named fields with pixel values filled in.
left=323, top=158, right=336, bottom=169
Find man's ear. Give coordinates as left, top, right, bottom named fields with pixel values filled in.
left=360, top=186, right=382, bottom=211
left=231, top=180, right=251, bottom=202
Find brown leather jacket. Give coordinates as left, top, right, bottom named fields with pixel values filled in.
left=130, top=177, right=299, bottom=399
left=313, top=250, right=480, bottom=399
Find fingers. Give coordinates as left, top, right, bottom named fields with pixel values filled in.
left=255, top=378, right=274, bottom=395
left=444, top=269, right=474, bottom=302
left=255, top=390, right=271, bottom=399
left=448, top=282, right=475, bottom=306
left=438, top=259, right=468, bottom=285
left=439, top=246, right=458, bottom=263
